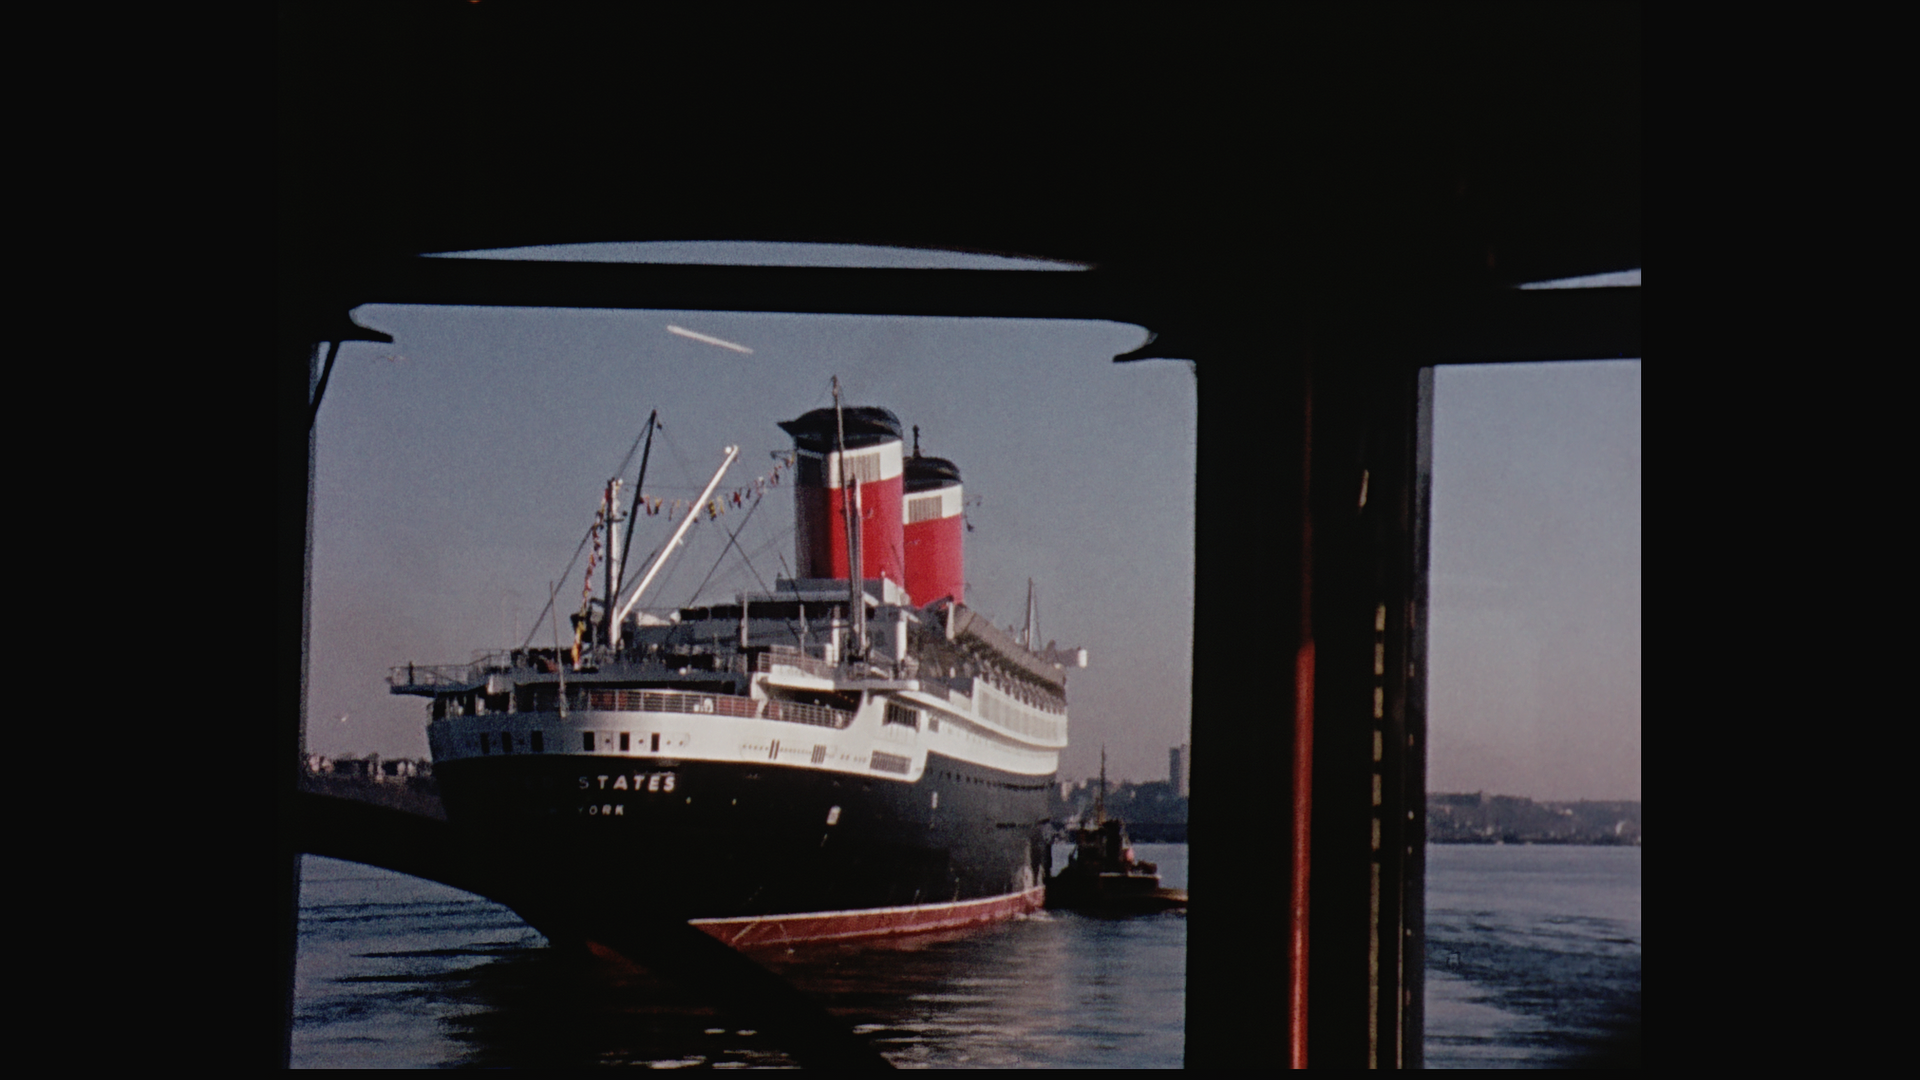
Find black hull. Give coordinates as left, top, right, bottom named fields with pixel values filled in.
left=434, top=749, right=1054, bottom=922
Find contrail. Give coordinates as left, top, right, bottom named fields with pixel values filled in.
left=666, top=325, right=754, bottom=354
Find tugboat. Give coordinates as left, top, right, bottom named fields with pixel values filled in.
left=1045, top=749, right=1188, bottom=913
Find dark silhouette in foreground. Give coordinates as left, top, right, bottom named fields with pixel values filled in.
left=292, top=791, right=892, bottom=1070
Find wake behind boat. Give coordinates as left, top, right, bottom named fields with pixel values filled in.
left=390, top=383, right=1085, bottom=948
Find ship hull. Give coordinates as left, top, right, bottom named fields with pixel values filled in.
left=692, top=887, right=1046, bottom=948
left=432, top=748, right=1054, bottom=943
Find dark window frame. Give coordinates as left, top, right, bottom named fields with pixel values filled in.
left=284, top=260, right=1635, bottom=1068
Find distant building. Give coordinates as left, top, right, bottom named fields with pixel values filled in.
left=312, top=754, right=434, bottom=786
left=1170, top=743, right=1190, bottom=798
left=1425, top=792, right=1641, bottom=845
left=1133, top=780, right=1172, bottom=801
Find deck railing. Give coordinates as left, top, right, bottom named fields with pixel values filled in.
left=756, top=699, right=854, bottom=730
left=579, top=688, right=761, bottom=717
left=516, top=686, right=853, bottom=730
left=388, top=663, right=480, bottom=689
left=754, top=649, right=839, bottom=680
left=751, top=648, right=910, bottom=683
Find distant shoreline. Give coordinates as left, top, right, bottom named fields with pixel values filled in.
left=299, top=773, right=446, bottom=820
left=296, top=775, right=1640, bottom=847
left=1427, top=836, right=1641, bottom=847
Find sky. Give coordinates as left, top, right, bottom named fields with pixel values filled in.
left=305, top=243, right=1638, bottom=798
left=1427, top=359, right=1641, bottom=801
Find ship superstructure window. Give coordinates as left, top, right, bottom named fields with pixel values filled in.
left=907, top=495, right=943, bottom=524
left=620, top=732, right=630, bottom=751
left=531, top=730, right=544, bottom=753
left=479, top=733, right=490, bottom=755
left=582, top=732, right=595, bottom=752
left=500, top=732, right=513, bottom=753
left=651, top=733, right=660, bottom=752
left=884, top=702, right=919, bottom=729
left=840, top=450, right=882, bottom=485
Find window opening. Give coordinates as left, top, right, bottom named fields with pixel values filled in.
left=303, top=298, right=1197, bottom=1067
left=1422, top=360, right=1641, bottom=1068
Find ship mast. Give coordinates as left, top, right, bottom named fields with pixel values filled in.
left=834, top=377, right=867, bottom=663
left=1096, top=745, right=1108, bottom=825
left=549, top=580, right=567, bottom=719
left=601, top=477, right=623, bottom=653
left=607, top=408, right=658, bottom=649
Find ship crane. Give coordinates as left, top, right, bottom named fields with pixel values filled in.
left=610, top=444, right=741, bottom=644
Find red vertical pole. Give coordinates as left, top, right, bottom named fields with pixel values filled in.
left=1290, top=641, right=1314, bottom=1066
left=1289, top=359, right=1315, bottom=1068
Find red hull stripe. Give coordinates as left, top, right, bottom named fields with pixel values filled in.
left=689, top=886, right=1046, bottom=948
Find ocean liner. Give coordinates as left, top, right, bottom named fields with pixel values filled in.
left=391, top=390, right=1084, bottom=947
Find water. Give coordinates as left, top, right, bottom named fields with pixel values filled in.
left=296, top=842, right=1639, bottom=1067
left=294, top=843, right=1187, bottom=1068
left=1423, top=844, right=1642, bottom=1068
